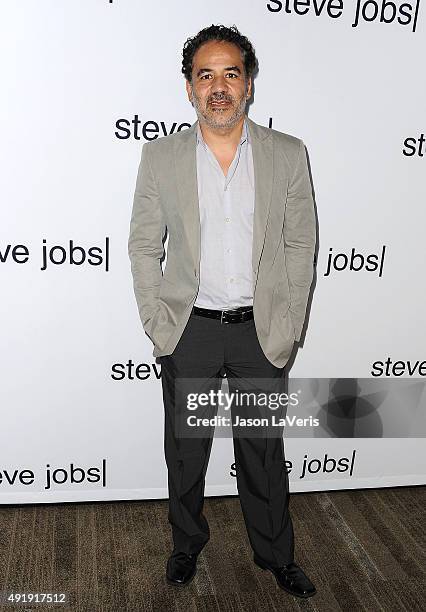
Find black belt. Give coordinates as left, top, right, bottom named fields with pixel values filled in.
left=192, top=305, right=254, bottom=324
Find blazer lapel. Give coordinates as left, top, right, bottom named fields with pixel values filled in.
left=174, top=122, right=200, bottom=270
left=173, top=116, right=274, bottom=292
left=246, top=116, right=274, bottom=290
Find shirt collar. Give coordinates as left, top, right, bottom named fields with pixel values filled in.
left=196, top=117, right=249, bottom=147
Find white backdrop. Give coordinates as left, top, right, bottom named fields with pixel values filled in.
left=0, top=0, right=425, bottom=504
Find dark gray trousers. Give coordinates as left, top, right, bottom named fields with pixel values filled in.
left=159, top=311, right=294, bottom=567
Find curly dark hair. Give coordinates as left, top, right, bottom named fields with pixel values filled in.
left=182, top=24, right=258, bottom=83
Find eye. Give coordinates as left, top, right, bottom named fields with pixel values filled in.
left=226, top=73, right=238, bottom=78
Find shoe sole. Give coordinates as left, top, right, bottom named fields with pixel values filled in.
left=254, top=557, right=316, bottom=599
left=165, top=567, right=197, bottom=587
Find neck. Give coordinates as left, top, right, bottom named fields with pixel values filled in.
left=199, top=115, right=245, bottom=148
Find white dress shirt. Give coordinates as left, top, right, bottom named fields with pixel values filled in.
left=194, top=118, right=255, bottom=310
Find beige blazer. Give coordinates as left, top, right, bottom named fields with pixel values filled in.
left=128, top=116, right=316, bottom=368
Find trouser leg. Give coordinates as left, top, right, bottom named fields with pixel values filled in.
left=159, top=314, right=224, bottom=555
left=224, top=318, right=294, bottom=566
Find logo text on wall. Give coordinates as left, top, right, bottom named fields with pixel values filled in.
left=266, top=0, right=421, bottom=32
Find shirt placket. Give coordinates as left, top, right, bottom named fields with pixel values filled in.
left=202, top=133, right=246, bottom=309
left=223, top=141, right=245, bottom=307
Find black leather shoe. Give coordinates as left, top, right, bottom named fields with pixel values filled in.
left=254, top=554, right=316, bottom=598
left=166, top=551, right=198, bottom=587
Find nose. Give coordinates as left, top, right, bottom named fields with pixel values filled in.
left=210, top=74, right=228, bottom=93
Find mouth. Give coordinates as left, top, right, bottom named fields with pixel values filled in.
left=210, top=100, right=231, bottom=108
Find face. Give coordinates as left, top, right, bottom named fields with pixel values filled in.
left=186, top=40, right=252, bottom=130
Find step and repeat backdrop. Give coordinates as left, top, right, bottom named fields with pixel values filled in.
left=0, top=0, right=425, bottom=504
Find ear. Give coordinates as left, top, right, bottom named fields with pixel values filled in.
left=246, top=76, right=252, bottom=99
left=185, top=79, right=193, bottom=103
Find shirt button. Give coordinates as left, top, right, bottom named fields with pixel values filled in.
left=227, top=248, right=231, bottom=253
left=229, top=278, right=234, bottom=283
left=225, top=217, right=230, bottom=223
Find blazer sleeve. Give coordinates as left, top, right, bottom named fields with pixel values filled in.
left=283, top=139, right=316, bottom=342
left=128, top=142, right=166, bottom=339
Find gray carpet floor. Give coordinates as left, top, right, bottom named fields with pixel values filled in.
left=0, top=486, right=425, bottom=611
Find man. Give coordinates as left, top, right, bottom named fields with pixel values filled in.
left=128, top=24, right=317, bottom=598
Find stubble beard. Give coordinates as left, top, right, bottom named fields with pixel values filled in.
left=191, top=85, right=248, bottom=130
